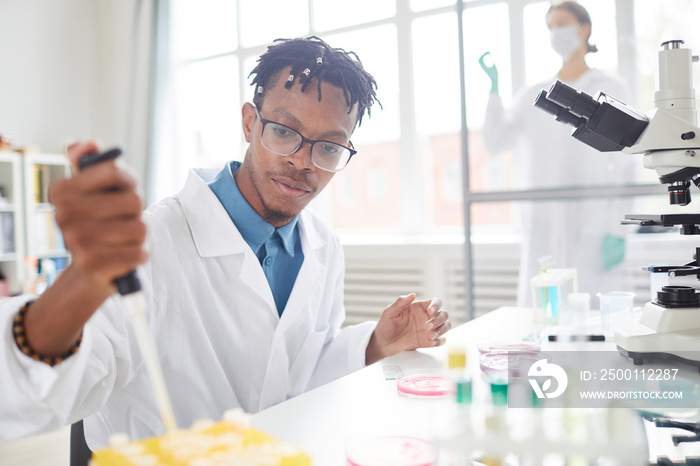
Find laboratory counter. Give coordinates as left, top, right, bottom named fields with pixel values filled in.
left=251, top=306, right=700, bottom=465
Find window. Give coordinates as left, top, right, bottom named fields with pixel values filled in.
left=151, top=0, right=697, bottom=317
left=151, top=1, right=463, bottom=236
left=315, top=25, right=402, bottom=232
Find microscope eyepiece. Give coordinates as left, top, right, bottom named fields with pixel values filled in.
left=547, top=81, right=601, bottom=120
left=533, top=90, right=586, bottom=127
left=534, top=80, right=649, bottom=152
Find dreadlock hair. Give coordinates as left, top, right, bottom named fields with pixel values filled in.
left=249, top=36, right=381, bottom=127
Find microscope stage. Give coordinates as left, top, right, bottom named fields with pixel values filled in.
left=623, top=213, right=700, bottom=226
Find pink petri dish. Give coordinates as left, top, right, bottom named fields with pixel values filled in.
left=395, top=369, right=452, bottom=398
left=346, top=436, right=436, bottom=466
left=477, top=336, right=541, bottom=354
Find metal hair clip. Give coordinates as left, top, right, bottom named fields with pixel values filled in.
left=257, top=85, right=263, bottom=94
left=302, top=68, right=311, bottom=76
left=316, top=57, right=323, bottom=65
left=285, top=73, right=295, bottom=88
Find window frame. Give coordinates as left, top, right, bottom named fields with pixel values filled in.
left=150, top=0, right=671, bottom=321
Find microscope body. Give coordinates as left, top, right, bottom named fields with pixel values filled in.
left=632, top=106, right=700, bottom=179
left=535, top=40, right=700, bottom=368
left=628, top=42, right=700, bottom=204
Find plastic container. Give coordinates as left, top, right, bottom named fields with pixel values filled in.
left=563, top=292, right=591, bottom=326
left=597, top=291, right=635, bottom=330
left=396, top=369, right=452, bottom=398
left=530, top=268, right=578, bottom=325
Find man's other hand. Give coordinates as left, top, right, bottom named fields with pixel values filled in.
left=365, top=294, right=451, bottom=365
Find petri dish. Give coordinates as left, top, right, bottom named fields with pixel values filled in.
left=346, top=436, right=436, bottom=466
left=477, top=335, right=541, bottom=354
left=479, top=351, right=545, bottom=379
left=395, top=369, right=452, bottom=398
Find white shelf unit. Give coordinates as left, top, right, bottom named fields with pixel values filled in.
left=22, top=153, right=71, bottom=289
left=0, top=151, right=26, bottom=294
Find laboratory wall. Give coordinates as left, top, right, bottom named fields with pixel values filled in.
left=0, top=0, right=152, bottom=183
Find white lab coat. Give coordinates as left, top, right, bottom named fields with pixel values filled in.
left=482, top=69, right=636, bottom=306
left=0, top=168, right=376, bottom=449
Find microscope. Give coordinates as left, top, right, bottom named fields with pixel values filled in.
left=534, top=40, right=700, bottom=370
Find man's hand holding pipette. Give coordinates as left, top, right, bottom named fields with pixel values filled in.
left=22, top=141, right=147, bottom=358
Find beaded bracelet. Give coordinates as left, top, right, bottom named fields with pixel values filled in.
left=12, top=300, right=83, bottom=366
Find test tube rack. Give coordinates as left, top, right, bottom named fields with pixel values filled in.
left=433, top=404, right=649, bottom=465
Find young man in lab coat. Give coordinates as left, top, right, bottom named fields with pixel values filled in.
left=0, top=37, right=451, bottom=449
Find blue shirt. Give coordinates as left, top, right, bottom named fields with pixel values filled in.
left=208, top=161, right=304, bottom=316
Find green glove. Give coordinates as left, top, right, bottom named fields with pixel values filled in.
left=601, top=234, right=626, bottom=271
left=478, top=51, right=499, bottom=95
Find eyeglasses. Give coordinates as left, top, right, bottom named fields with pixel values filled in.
left=255, top=107, right=356, bottom=172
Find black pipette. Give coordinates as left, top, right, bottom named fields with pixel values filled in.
left=78, top=148, right=177, bottom=433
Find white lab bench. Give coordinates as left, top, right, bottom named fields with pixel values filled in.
left=251, top=306, right=700, bottom=465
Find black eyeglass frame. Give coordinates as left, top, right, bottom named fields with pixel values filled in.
left=254, top=107, right=357, bottom=172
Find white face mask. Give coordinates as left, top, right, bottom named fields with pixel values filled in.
left=549, top=25, right=582, bottom=62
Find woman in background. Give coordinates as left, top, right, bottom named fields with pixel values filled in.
left=480, top=1, right=635, bottom=308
